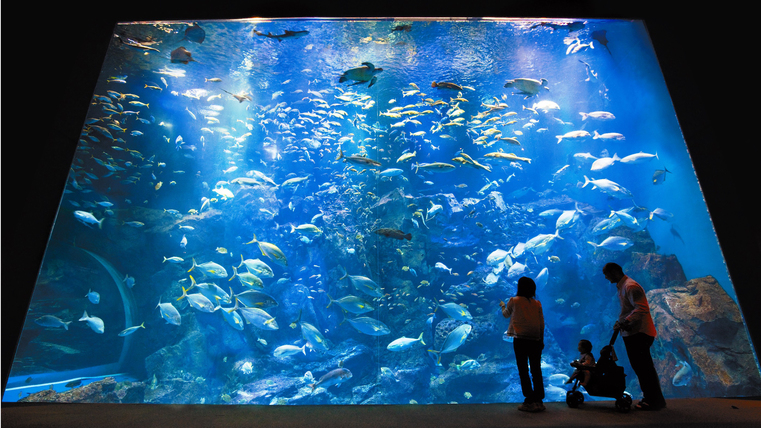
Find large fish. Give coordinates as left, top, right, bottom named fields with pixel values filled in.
left=188, top=258, right=228, bottom=279
left=74, top=210, right=104, bottom=229
left=177, top=283, right=216, bottom=313
left=308, top=368, right=352, bottom=391
left=587, top=236, right=634, bottom=252
left=238, top=306, right=279, bottom=330
left=556, top=130, right=591, bottom=144
left=253, top=29, right=309, bottom=42
left=484, top=152, right=532, bottom=164
left=273, top=344, right=307, bottom=358
left=193, top=280, right=232, bottom=305
left=230, top=266, right=264, bottom=289
left=524, top=230, right=563, bottom=255
left=507, top=261, right=529, bottom=279
left=238, top=256, right=274, bottom=278
left=79, top=310, right=105, bottom=334
left=218, top=305, right=244, bottom=331
left=436, top=302, right=473, bottom=321
left=301, top=321, right=330, bottom=352
left=652, top=167, right=671, bottom=185
left=347, top=316, right=391, bottom=336
left=579, top=111, right=615, bottom=121
left=336, top=148, right=381, bottom=166
left=387, top=332, right=425, bottom=351
left=414, top=162, right=456, bottom=174
left=35, top=315, right=71, bottom=330
left=234, top=289, right=278, bottom=309
left=339, top=271, right=383, bottom=298
left=326, top=294, right=374, bottom=314
left=556, top=204, right=583, bottom=230
left=244, top=234, right=288, bottom=267
left=373, top=228, right=411, bottom=240
left=620, top=151, right=658, bottom=165
left=535, top=267, right=549, bottom=290
left=157, top=297, right=181, bottom=326
left=582, top=176, right=633, bottom=199
left=428, top=324, right=472, bottom=366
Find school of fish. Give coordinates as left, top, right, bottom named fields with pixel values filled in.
left=32, top=19, right=688, bottom=402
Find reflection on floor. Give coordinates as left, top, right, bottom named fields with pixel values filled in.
left=3, top=397, right=760, bottom=428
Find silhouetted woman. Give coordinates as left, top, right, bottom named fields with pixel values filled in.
left=501, top=276, right=545, bottom=412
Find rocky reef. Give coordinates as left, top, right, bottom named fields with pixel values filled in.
left=20, top=377, right=145, bottom=404
left=649, top=275, right=761, bottom=398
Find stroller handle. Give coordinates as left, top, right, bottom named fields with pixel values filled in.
left=609, top=328, right=620, bottom=346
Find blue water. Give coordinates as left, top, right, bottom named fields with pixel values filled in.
left=3, top=18, right=747, bottom=405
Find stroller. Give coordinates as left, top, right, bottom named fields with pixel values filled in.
left=566, top=329, right=633, bottom=412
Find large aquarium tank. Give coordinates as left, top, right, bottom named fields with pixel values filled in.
left=4, top=17, right=760, bottom=405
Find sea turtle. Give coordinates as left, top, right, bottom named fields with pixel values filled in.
left=339, top=62, right=383, bottom=88
left=503, top=78, right=549, bottom=98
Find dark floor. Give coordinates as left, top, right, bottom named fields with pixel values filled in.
left=2, top=397, right=760, bottom=428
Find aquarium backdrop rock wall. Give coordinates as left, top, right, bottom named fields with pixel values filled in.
left=4, top=18, right=760, bottom=405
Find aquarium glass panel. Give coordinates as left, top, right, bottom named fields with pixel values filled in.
left=5, top=18, right=760, bottom=405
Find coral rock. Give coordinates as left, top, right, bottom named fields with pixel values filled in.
left=648, top=276, right=761, bottom=398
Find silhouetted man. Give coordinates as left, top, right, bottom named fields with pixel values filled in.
left=603, top=262, right=666, bottom=410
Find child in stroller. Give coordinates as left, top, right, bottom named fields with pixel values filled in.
left=566, top=330, right=633, bottom=412
left=567, top=339, right=596, bottom=387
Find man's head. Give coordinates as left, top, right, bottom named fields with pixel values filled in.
left=602, top=262, right=624, bottom=283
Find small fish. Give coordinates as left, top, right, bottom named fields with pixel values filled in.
left=118, top=322, right=146, bottom=336
left=65, top=379, right=82, bottom=388
left=653, top=167, right=671, bottom=185
left=86, top=289, right=100, bottom=304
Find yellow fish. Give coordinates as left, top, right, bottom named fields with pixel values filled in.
left=244, top=234, right=287, bottom=267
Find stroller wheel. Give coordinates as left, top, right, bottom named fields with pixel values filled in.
left=615, top=397, right=631, bottom=413
left=566, top=390, right=584, bottom=408
left=623, top=392, right=632, bottom=406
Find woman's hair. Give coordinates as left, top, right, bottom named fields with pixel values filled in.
left=579, top=339, right=593, bottom=353
left=516, top=276, right=536, bottom=300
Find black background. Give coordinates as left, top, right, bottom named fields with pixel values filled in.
left=2, top=2, right=758, bottom=396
